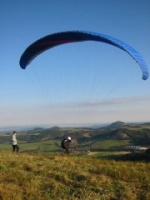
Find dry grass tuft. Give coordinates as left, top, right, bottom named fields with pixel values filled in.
left=0, top=151, right=150, bottom=199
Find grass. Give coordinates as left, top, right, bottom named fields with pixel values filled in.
left=0, top=151, right=150, bottom=200
left=0, top=140, right=62, bottom=153
left=88, top=151, right=130, bottom=158
left=0, top=139, right=130, bottom=153
left=90, top=140, right=130, bottom=150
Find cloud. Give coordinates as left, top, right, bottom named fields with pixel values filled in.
left=74, top=96, right=150, bottom=108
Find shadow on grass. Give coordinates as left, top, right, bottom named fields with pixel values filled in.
left=98, top=152, right=150, bottom=162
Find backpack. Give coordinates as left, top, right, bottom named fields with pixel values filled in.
left=61, top=139, right=66, bottom=149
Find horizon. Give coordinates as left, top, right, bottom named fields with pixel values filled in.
left=0, top=120, right=150, bottom=133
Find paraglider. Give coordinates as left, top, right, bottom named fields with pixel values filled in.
left=61, top=136, right=72, bottom=154
left=19, top=31, right=149, bottom=80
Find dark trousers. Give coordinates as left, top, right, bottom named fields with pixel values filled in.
left=64, top=148, right=69, bottom=154
left=12, top=145, right=19, bottom=152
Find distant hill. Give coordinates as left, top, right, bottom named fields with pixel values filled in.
left=1, top=121, right=150, bottom=152
left=103, top=121, right=126, bottom=129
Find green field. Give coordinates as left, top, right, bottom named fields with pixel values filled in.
left=0, top=140, right=62, bottom=153
left=89, top=139, right=130, bottom=150
left=0, top=138, right=131, bottom=155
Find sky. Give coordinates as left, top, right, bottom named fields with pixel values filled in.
left=1, top=0, right=150, bottom=127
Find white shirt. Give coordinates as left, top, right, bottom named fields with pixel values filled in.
left=12, top=135, right=17, bottom=145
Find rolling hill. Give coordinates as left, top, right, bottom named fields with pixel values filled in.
left=0, top=121, right=150, bottom=153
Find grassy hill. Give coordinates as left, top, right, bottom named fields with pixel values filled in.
left=0, top=151, right=150, bottom=200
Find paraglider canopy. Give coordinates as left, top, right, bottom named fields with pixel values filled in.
left=19, top=31, right=149, bottom=80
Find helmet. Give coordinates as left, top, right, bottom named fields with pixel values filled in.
left=67, top=136, right=71, bottom=141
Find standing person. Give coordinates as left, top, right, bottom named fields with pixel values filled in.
left=61, top=136, right=72, bottom=154
left=11, top=131, right=19, bottom=153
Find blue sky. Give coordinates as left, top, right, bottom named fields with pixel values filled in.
left=1, top=0, right=150, bottom=127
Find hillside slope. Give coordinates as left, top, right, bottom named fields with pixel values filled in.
left=0, top=151, right=150, bottom=200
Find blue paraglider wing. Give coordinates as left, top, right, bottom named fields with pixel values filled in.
left=19, top=31, right=149, bottom=80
